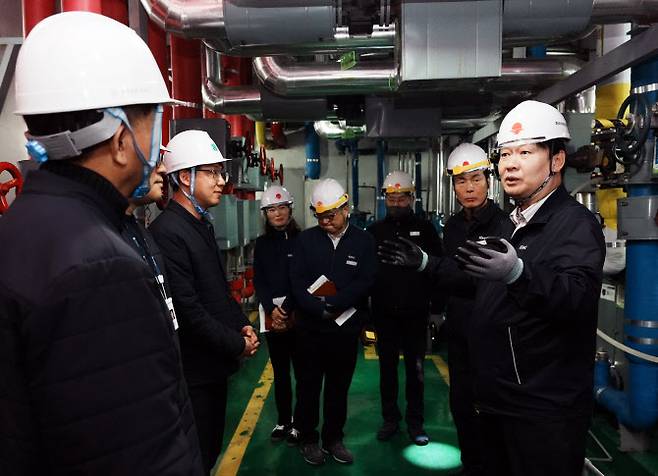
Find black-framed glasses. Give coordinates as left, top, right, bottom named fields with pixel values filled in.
left=314, top=208, right=342, bottom=221
left=197, top=166, right=229, bottom=183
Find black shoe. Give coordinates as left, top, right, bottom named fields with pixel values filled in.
left=299, top=443, right=325, bottom=465
left=286, top=427, right=300, bottom=447
left=376, top=421, right=399, bottom=441
left=322, top=441, right=354, bottom=464
left=408, top=428, right=429, bottom=446
left=270, top=424, right=290, bottom=442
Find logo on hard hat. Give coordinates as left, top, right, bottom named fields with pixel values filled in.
left=211, top=144, right=219, bottom=151
left=316, top=201, right=323, bottom=206
left=462, top=161, right=470, bottom=166
left=275, top=193, right=282, bottom=199
left=395, top=183, right=401, bottom=189
left=511, top=122, right=523, bottom=135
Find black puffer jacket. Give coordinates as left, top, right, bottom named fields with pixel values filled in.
left=150, top=200, right=249, bottom=385
left=367, top=212, right=443, bottom=320
left=0, top=163, right=202, bottom=476
left=469, top=186, right=605, bottom=418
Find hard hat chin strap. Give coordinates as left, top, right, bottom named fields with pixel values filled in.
left=170, top=168, right=212, bottom=220
left=513, top=156, right=556, bottom=208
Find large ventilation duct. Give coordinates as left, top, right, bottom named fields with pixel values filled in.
left=254, top=56, right=582, bottom=97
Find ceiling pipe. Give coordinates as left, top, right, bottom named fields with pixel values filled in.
left=253, top=56, right=398, bottom=97
left=591, top=0, right=658, bottom=24
left=253, top=56, right=582, bottom=97
left=202, top=45, right=262, bottom=115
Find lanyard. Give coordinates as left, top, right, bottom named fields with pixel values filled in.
left=130, top=233, right=179, bottom=331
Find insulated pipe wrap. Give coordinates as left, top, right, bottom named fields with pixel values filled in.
left=224, top=0, right=335, bottom=47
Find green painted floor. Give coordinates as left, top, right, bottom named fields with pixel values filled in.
left=218, top=343, right=658, bottom=476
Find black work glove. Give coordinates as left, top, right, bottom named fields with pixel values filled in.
left=378, top=237, right=426, bottom=270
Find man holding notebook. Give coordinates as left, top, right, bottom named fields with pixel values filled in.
left=290, top=178, right=377, bottom=466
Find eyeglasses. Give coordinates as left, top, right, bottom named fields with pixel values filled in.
left=197, top=167, right=229, bottom=183
left=265, top=204, right=290, bottom=215
left=314, top=208, right=343, bottom=221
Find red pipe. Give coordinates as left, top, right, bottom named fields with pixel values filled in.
left=22, top=0, right=56, bottom=37
left=147, top=19, right=173, bottom=143
left=102, top=0, right=129, bottom=24
left=170, top=36, right=202, bottom=120
left=61, top=0, right=102, bottom=12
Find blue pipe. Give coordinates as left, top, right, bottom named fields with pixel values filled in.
left=304, top=122, right=320, bottom=179
left=376, top=139, right=387, bottom=220
left=414, top=151, right=423, bottom=215
left=593, top=53, right=658, bottom=431
left=527, top=45, right=547, bottom=58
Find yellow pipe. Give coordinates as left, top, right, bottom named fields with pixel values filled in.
left=596, top=188, right=626, bottom=231
left=255, top=121, right=266, bottom=148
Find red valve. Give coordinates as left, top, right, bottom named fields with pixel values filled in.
left=268, top=158, right=276, bottom=181
left=277, top=164, right=284, bottom=185
left=259, top=145, right=268, bottom=175
left=0, top=162, right=24, bottom=215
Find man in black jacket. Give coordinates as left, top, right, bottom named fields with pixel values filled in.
left=367, top=170, right=442, bottom=446
left=442, top=144, right=509, bottom=476
left=456, top=101, right=604, bottom=476
left=0, top=12, right=202, bottom=476
left=290, top=178, right=377, bottom=466
left=150, top=129, right=259, bottom=474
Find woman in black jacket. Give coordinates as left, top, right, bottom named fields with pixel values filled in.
left=253, top=185, right=301, bottom=444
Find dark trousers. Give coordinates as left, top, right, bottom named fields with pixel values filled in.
left=479, top=412, right=590, bottom=476
left=375, top=316, right=426, bottom=429
left=265, top=330, right=299, bottom=425
left=188, top=380, right=228, bottom=475
left=448, top=333, right=484, bottom=475
left=295, top=328, right=359, bottom=446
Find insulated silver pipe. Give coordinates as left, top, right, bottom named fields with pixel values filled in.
left=254, top=57, right=581, bottom=97
left=202, top=45, right=262, bottom=115
left=253, top=56, right=398, bottom=97
left=591, top=0, right=658, bottom=24
left=140, top=0, right=226, bottom=38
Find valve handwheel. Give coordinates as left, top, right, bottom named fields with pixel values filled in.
left=278, top=164, right=284, bottom=185
left=0, top=162, right=24, bottom=215
left=615, top=93, right=651, bottom=163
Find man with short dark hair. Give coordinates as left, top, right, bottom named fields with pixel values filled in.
left=0, top=12, right=202, bottom=475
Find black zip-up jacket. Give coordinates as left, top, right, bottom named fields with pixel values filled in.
left=290, top=225, right=377, bottom=334
left=253, top=228, right=298, bottom=316
left=469, top=186, right=605, bottom=418
left=0, top=163, right=202, bottom=476
left=150, top=200, right=249, bottom=385
left=442, top=200, right=510, bottom=338
left=367, top=212, right=442, bottom=319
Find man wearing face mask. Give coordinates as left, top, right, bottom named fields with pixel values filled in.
left=0, top=12, right=202, bottom=475
left=150, top=130, right=259, bottom=474
left=367, top=171, right=442, bottom=446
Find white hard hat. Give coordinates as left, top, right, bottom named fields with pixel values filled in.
left=310, top=178, right=349, bottom=214
left=261, top=185, right=294, bottom=209
left=15, top=12, right=171, bottom=115
left=163, top=130, right=228, bottom=174
left=382, top=171, right=414, bottom=194
left=447, top=143, right=491, bottom=176
left=497, top=100, right=571, bottom=148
